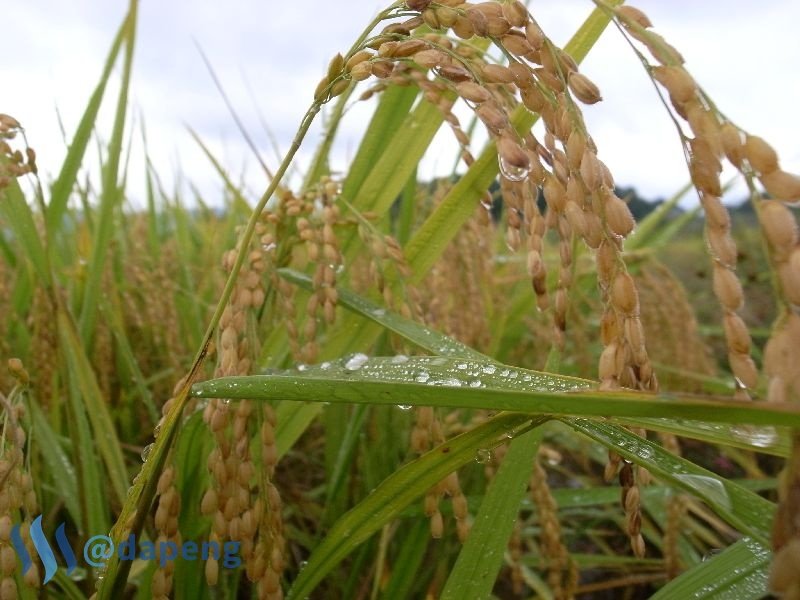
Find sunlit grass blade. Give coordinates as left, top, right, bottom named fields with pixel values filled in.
left=285, top=412, right=545, bottom=599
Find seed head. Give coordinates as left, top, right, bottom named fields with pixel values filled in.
left=652, top=66, right=696, bottom=104
left=760, top=200, right=798, bottom=255
left=761, top=170, right=800, bottom=202
left=744, top=134, right=779, bottom=175
left=605, top=193, right=636, bottom=237
left=615, top=5, right=653, bottom=28
left=406, top=0, right=431, bottom=10
left=456, top=80, right=491, bottom=103
left=502, top=1, right=528, bottom=28
left=568, top=72, right=602, bottom=104
left=712, top=263, right=744, bottom=311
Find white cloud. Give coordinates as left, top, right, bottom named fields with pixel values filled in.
left=2, top=1, right=798, bottom=208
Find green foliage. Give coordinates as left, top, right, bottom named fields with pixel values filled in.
left=1, top=1, right=794, bottom=599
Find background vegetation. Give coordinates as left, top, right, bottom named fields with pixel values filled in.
left=1, top=1, right=799, bottom=599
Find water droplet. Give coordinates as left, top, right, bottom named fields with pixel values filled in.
left=415, top=371, right=430, bottom=383
left=371, top=308, right=386, bottom=317
left=391, top=355, right=409, bottom=364
left=320, top=361, right=331, bottom=370
left=674, top=474, right=732, bottom=510
left=701, top=548, right=724, bottom=562
left=481, top=365, right=497, bottom=375
left=475, top=448, right=492, bottom=464
left=345, top=353, right=369, bottom=370
left=262, top=242, right=277, bottom=252
left=397, top=404, right=412, bottom=411
left=469, top=379, right=482, bottom=388
left=456, top=363, right=468, bottom=370
left=141, top=443, right=154, bottom=462
left=732, top=425, right=778, bottom=448
left=498, top=156, right=529, bottom=182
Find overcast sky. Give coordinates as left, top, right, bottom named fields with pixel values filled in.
left=3, top=1, right=799, bottom=208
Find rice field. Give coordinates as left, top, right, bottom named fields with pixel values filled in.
left=1, top=1, right=800, bottom=598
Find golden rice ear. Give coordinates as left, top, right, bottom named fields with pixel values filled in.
left=481, top=63, right=516, bottom=84
left=568, top=72, right=602, bottom=104
left=611, top=272, right=639, bottom=315
left=455, top=81, right=491, bottom=103
left=712, top=262, right=744, bottom=312
left=605, top=193, right=636, bottom=237
left=761, top=201, right=799, bottom=255
left=497, top=134, right=530, bottom=170
left=615, top=5, right=654, bottom=28
left=651, top=66, right=696, bottom=104
left=405, top=0, right=432, bottom=11
left=326, top=53, right=344, bottom=81
left=525, top=22, right=545, bottom=50
left=502, top=0, right=528, bottom=27
left=761, top=170, right=800, bottom=202
left=744, top=134, right=780, bottom=175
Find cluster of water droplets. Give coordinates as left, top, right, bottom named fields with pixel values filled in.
left=731, top=424, right=778, bottom=449
left=344, top=353, right=369, bottom=371
left=286, top=354, right=588, bottom=397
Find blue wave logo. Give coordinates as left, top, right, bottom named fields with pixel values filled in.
left=10, top=516, right=77, bottom=584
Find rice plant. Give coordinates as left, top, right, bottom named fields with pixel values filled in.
left=1, top=1, right=799, bottom=598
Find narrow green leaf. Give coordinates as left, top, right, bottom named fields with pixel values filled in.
left=285, top=412, right=544, bottom=599
left=650, top=537, right=769, bottom=599
left=0, top=177, right=52, bottom=288
left=192, top=356, right=800, bottom=429
left=79, top=0, right=138, bottom=344
left=613, top=416, right=788, bottom=457
left=441, top=427, right=543, bottom=600
left=46, top=6, right=129, bottom=240
left=279, top=268, right=485, bottom=359
left=341, top=86, right=419, bottom=201
left=58, top=310, right=129, bottom=509
left=626, top=182, right=693, bottom=251
left=28, top=402, right=80, bottom=523
left=381, top=520, right=431, bottom=600
left=563, top=418, right=775, bottom=545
